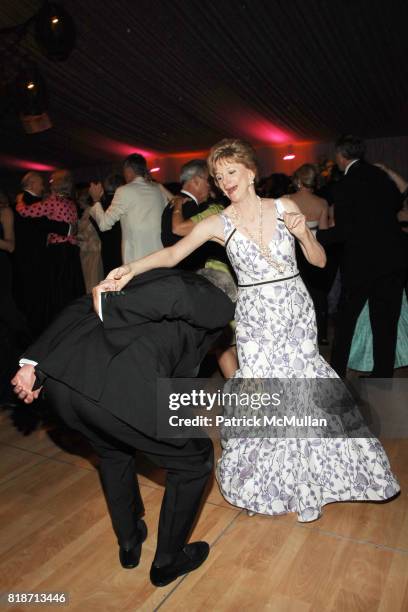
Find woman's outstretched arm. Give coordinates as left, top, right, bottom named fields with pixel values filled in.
left=92, top=214, right=223, bottom=313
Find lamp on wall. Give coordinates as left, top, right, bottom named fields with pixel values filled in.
left=283, top=145, right=296, bottom=161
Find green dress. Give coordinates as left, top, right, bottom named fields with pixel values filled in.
left=348, top=292, right=408, bottom=371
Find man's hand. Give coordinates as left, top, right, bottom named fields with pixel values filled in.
left=89, top=182, right=104, bottom=203
left=92, top=265, right=134, bottom=315
left=68, top=221, right=78, bottom=237
left=11, top=365, right=42, bottom=404
left=170, top=195, right=188, bottom=210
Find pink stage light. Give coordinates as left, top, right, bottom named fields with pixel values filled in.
left=0, top=155, right=57, bottom=171
left=163, top=149, right=209, bottom=159
left=250, top=122, right=293, bottom=144
left=89, top=133, right=157, bottom=160
left=150, top=167, right=160, bottom=173
left=227, top=110, right=295, bottom=145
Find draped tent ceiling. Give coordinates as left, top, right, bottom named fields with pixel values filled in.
left=1, top=0, right=408, bottom=180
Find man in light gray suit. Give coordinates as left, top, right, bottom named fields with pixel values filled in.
left=89, top=154, right=166, bottom=264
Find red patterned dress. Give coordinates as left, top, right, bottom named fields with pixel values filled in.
left=16, top=194, right=85, bottom=327
left=16, top=193, right=78, bottom=246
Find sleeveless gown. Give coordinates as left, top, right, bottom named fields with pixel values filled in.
left=216, top=199, right=400, bottom=522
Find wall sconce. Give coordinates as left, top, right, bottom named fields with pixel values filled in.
left=283, top=145, right=296, bottom=161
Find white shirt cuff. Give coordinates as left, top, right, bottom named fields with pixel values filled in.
left=98, top=292, right=103, bottom=321
left=19, top=358, right=38, bottom=368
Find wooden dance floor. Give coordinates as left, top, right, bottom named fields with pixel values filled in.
left=1, top=398, right=408, bottom=611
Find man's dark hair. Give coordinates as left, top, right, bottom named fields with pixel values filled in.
left=123, top=153, right=147, bottom=177
left=335, top=135, right=365, bottom=160
left=104, top=173, right=125, bottom=194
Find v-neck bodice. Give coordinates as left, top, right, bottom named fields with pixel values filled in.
left=220, top=199, right=298, bottom=285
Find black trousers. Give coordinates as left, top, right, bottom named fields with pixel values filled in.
left=45, top=379, right=213, bottom=562
left=331, top=270, right=405, bottom=377
left=296, top=243, right=336, bottom=342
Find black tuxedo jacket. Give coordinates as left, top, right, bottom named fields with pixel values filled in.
left=161, top=197, right=210, bottom=271
left=316, top=161, right=407, bottom=287
left=24, top=269, right=234, bottom=442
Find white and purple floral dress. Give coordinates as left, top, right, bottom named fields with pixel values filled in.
left=216, top=199, right=400, bottom=522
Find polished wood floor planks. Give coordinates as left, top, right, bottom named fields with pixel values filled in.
left=0, top=407, right=407, bottom=611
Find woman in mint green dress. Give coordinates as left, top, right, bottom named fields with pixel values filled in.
left=348, top=292, right=408, bottom=371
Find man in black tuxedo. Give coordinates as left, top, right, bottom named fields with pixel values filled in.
left=161, top=159, right=211, bottom=270
left=13, top=172, right=71, bottom=335
left=11, top=269, right=234, bottom=587
left=316, top=135, right=407, bottom=378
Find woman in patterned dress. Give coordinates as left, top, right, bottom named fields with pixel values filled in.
left=92, top=139, right=400, bottom=522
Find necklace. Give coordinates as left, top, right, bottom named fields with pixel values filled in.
left=230, top=196, right=285, bottom=273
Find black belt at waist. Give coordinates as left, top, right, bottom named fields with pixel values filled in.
left=238, top=273, right=300, bottom=287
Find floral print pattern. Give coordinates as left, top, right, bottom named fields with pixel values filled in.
left=216, top=200, right=400, bottom=521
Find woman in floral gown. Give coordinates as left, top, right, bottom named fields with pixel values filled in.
left=92, top=139, right=400, bottom=523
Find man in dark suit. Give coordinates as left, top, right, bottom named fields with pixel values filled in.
left=316, top=135, right=407, bottom=378
left=13, top=171, right=71, bottom=335
left=11, top=269, right=234, bottom=587
left=161, top=159, right=211, bottom=270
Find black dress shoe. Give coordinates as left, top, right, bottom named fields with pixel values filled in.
left=119, top=519, right=148, bottom=569
left=150, top=542, right=210, bottom=587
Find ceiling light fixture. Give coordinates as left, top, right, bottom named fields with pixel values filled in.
left=35, top=2, right=76, bottom=61
left=16, top=62, right=52, bottom=133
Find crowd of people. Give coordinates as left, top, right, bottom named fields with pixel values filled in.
left=1, top=136, right=407, bottom=392
left=4, top=135, right=408, bottom=586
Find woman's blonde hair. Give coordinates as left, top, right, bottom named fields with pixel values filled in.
left=207, top=138, right=259, bottom=184
left=293, top=164, right=317, bottom=190
left=50, top=170, right=73, bottom=198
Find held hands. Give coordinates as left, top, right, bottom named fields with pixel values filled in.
left=11, top=365, right=42, bottom=404
left=92, top=264, right=134, bottom=315
left=283, top=211, right=307, bottom=239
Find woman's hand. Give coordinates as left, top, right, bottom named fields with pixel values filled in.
left=92, top=265, right=134, bottom=315
left=283, top=211, right=307, bottom=239
left=89, top=182, right=104, bottom=203
left=106, top=264, right=134, bottom=285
